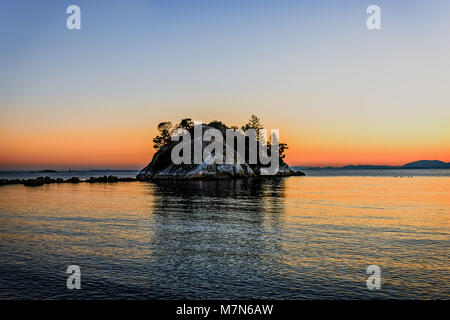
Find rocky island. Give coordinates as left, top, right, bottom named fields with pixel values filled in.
left=137, top=115, right=305, bottom=180
left=0, top=116, right=304, bottom=187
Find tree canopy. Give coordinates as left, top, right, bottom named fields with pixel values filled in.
left=152, top=121, right=173, bottom=149
left=152, top=115, right=289, bottom=160
left=242, top=114, right=264, bottom=141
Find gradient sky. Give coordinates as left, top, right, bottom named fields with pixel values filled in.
left=1, top=0, right=449, bottom=170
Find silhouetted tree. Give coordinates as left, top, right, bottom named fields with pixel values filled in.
left=242, top=114, right=264, bottom=141
left=176, top=118, right=194, bottom=131
left=207, top=121, right=229, bottom=135
left=153, top=121, right=173, bottom=149
left=279, top=143, right=288, bottom=159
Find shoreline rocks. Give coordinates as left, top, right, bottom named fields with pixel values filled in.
left=0, top=176, right=138, bottom=187
left=0, top=170, right=305, bottom=187
left=0, top=171, right=305, bottom=187
left=136, top=169, right=305, bottom=181
left=23, top=179, right=45, bottom=187
left=86, top=175, right=136, bottom=183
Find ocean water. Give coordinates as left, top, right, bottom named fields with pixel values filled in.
left=0, top=174, right=449, bottom=299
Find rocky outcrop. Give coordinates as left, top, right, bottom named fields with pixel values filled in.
left=0, top=176, right=137, bottom=187
left=138, top=123, right=304, bottom=180
left=23, top=179, right=45, bottom=187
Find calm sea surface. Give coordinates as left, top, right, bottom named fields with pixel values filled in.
left=0, top=172, right=449, bottom=299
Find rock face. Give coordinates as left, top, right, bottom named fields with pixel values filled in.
left=138, top=123, right=304, bottom=180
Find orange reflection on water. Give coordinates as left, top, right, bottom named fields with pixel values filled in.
left=281, top=177, right=449, bottom=297
left=0, top=177, right=448, bottom=299
left=284, top=177, right=449, bottom=232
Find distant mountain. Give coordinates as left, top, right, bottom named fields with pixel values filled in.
left=293, top=160, right=450, bottom=170
left=341, top=165, right=393, bottom=169
left=402, top=160, right=450, bottom=169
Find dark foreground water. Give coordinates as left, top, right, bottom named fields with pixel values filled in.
left=0, top=176, right=449, bottom=299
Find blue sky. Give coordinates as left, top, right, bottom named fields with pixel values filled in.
left=1, top=0, right=449, bottom=168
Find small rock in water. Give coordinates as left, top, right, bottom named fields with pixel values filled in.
left=107, top=175, right=119, bottom=182
left=66, top=177, right=80, bottom=183
left=23, top=179, right=45, bottom=187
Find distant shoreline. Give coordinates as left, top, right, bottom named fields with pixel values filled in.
left=294, top=166, right=450, bottom=170
left=2, top=160, right=449, bottom=173
left=1, top=168, right=450, bottom=186
left=294, top=160, right=450, bottom=170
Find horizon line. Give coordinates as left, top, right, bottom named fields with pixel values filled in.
left=0, top=159, right=448, bottom=172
